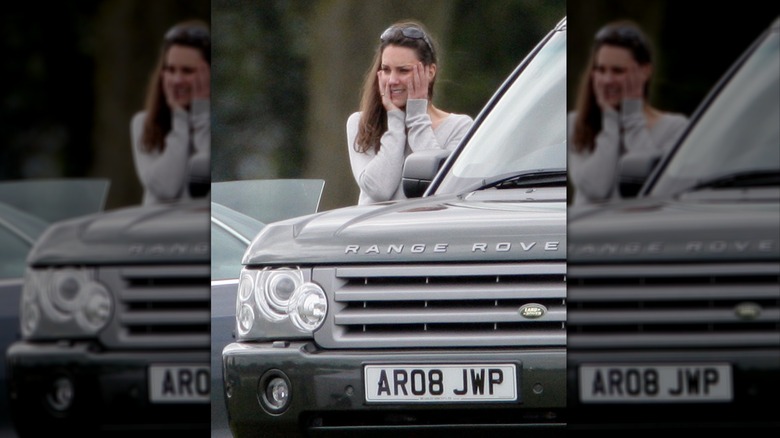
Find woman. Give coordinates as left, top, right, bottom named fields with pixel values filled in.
left=131, top=19, right=211, bottom=205
left=568, top=20, right=688, bottom=205
left=347, top=20, right=473, bottom=205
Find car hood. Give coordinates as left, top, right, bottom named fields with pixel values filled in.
left=568, top=188, right=780, bottom=263
left=28, top=200, right=210, bottom=266
left=243, top=187, right=567, bottom=265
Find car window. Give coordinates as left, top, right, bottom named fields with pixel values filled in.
left=434, top=28, right=566, bottom=195
left=650, top=29, right=779, bottom=197
left=0, top=202, right=49, bottom=279
left=211, top=179, right=324, bottom=225
left=0, top=179, right=110, bottom=223
left=211, top=223, right=254, bottom=281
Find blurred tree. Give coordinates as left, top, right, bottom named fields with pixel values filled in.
left=1, top=2, right=100, bottom=181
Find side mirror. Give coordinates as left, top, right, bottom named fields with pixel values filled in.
left=189, top=153, right=211, bottom=198
left=618, top=153, right=660, bottom=198
left=402, top=149, right=452, bottom=198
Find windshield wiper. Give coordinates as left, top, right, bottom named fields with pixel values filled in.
left=689, top=170, right=780, bottom=191
left=468, top=169, right=567, bottom=192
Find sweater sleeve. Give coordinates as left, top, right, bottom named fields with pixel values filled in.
left=346, top=110, right=408, bottom=204
left=621, top=99, right=689, bottom=175
left=130, top=109, right=191, bottom=204
left=188, top=99, right=211, bottom=182
left=405, top=99, right=440, bottom=152
left=568, top=108, right=622, bottom=202
left=189, top=98, right=210, bottom=155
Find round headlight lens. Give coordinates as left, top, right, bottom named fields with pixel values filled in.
left=75, top=281, right=112, bottom=332
left=237, top=303, right=255, bottom=336
left=238, top=272, right=254, bottom=302
left=256, top=269, right=303, bottom=321
left=44, top=268, right=90, bottom=320
left=288, top=283, right=327, bottom=332
left=20, top=300, right=40, bottom=338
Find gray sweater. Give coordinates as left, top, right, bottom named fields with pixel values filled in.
left=568, top=99, right=688, bottom=205
left=131, top=99, right=210, bottom=206
left=347, top=99, right=473, bottom=205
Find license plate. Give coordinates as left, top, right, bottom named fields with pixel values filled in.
left=148, top=364, right=210, bottom=403
left=364, top=364, right=517, bottom=403
left=579, top=363, right=732, bottom=402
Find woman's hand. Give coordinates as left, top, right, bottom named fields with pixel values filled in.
left=193, top=61, right=211, bottom=100
left=622, top=63, right=645, bottom=100
left=408, top=62, right=429, bottom=100
left=593, top=78, right=612, bottom=111
left=377, top=70, right=399, bottom=111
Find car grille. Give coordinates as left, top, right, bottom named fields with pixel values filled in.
left=313, top=263, right=566, bottom=349
left=97, top=265, right=210, bottom=349
left=567, top=262, right=780, bottom=349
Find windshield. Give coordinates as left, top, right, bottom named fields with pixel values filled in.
left=434, top=28, right=566, bottom=195
left=650, top=29, right=780, bottom=197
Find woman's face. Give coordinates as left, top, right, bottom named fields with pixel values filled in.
left=592, top=44, right=649, bottom=108
left=162, top=44, right=207, bottom=110
left=379, top=45, right=425, bottom=108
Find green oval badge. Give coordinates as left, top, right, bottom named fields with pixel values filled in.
left=734, top=302, right=761, bottom=320
left=519, top=303, right=547, bottom=319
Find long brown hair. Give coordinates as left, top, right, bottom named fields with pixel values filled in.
left=140, top=19, right=211, bottom=153
left=354, top=20, right=438, bottom=154
left=572, top=20, right=653, bottom=153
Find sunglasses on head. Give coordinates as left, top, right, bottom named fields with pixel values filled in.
left=595, top=25, right=646, bottom=47
left=380, top=26, right=433, bottom=52
left=165, top=25, right=211, bottom=46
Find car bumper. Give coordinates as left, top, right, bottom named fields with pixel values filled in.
left=5, top=341, right=209, bottom=434
left=222, top=341, right=566, bottom=437
left=567, top=348, right=780, bottom=431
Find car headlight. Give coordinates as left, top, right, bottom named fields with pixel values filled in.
left=235, top=267, right=327, bottom=341
left=21, top=267, right=114, bottom=340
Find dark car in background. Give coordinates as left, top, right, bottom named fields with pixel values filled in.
left=0, top=179, right=109, bottom=436
left=567, top=16, right=780, bottom=431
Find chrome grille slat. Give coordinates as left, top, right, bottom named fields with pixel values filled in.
left=325, top=330, right=565, bottom=348
left=119, top=287, right=208, bottom=302
left=119, top=310, right=210, bottom=325
left=314, top=263, right=567, bottom=349
left=335, top=282, right=565, bottom=301
left=337, top=263, right=566, bottom=278
left=569, top=309, right=780, bottom=324
left=335, top=306, right=566, bottom=325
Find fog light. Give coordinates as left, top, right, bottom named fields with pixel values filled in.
left=46, top=376, right=75, bottom=412
left=258, top=370, right=291, bottom=415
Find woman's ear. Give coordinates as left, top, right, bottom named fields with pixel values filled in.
left=428, top=63, right=437, bottom=80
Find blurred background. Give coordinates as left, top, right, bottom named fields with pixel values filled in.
left=212, top=0, right=566, bottom=211
left=1, top=1, right=210, bottom=210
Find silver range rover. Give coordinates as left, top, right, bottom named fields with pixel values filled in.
left=222, top=18, right=568, bottom=437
